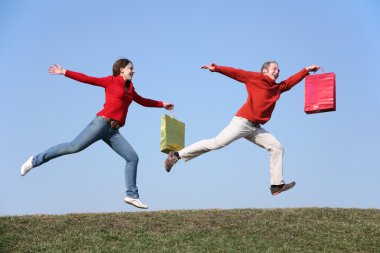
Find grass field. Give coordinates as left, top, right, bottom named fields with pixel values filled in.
left=1, top=208, right=379, bottom=252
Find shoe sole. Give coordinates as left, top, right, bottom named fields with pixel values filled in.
left=20, top=156, right=34, bottom=176
left=164, top=151, right=179, bottom=173
left=271, top=182, right=296, bottom=196
left=164, top=162, right=170, bottom=172
left=20, top=166, right=31, bottom=176
left=124, top=200, right=148, bottom=209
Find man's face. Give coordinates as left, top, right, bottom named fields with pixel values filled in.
left=263, top=63, right=280, bottom=81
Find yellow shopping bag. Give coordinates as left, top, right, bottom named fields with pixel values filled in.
left=160, top=112, right=185, bottom=154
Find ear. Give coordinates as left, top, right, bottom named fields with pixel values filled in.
left=262, top=68, right=268, bottom=74
left=120, top=67, right=124, bottom=73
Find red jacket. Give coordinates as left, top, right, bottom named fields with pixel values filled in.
left=213, top=64, right=309, bottom=124
left=65, top=70, right=164, bottom=126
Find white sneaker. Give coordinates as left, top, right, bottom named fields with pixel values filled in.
left=124, top=196, right=148, bottom=209
left=20, top=156, right=34, bottom=176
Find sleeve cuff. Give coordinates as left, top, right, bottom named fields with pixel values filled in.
left=64, top=70, right=71, bottom=77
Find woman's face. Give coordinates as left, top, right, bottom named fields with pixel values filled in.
left=120, top=63, right=134, bottom=81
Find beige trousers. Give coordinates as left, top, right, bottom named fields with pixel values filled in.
left=179, top=116, right=285, bottom=185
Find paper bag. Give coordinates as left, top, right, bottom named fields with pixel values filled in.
left=160, top=114, right=185, bottom=154
left=304, top=71, right=336, bottom=114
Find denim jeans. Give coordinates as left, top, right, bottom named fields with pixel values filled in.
left=179, top=116, right=285, bottom=185
left=33, top=116, right=140, bottom=198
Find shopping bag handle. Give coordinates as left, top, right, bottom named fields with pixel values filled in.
left=169, top=109, right=175, bottom=119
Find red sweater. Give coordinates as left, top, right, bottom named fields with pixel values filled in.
left=65, top=70, right=164, bottom=126
left=213, top=64, right=309, bottom=124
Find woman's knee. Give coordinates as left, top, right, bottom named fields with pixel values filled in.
left=126, top=152, right=139, bottom=164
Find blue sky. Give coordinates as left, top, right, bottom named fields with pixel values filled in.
left=1, top=0, right=379, bottom=215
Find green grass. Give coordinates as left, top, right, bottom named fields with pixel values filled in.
left=1, top=208, right=379, bottom=252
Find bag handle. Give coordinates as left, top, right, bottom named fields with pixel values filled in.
left=169, top=108, right=175, bottom=119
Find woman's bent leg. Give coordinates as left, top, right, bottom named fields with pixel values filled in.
left=105, top=130, right=139, bottom=199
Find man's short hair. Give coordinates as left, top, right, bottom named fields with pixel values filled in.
left=261, top=61, right=278, bottom=73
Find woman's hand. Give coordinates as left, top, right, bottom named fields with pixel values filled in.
left=163, top=102, right=174, bottom=110
left=48, top=64, right=66, bottom=75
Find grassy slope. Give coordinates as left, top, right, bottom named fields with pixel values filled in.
left=1, top=208, right=379, bottom=252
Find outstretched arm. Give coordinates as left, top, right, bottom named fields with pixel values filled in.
left=279, top=65, right=321, bottom=92
left=48, top=63, right=109, bottom=87
left=48, top=64, right=66, bottom=75
left=201, top=63, right=257, bottom=83
left=133, top=90, right=174, bottom=110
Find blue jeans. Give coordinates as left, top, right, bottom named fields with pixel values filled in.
left=33, top=116, right=140, bottom=198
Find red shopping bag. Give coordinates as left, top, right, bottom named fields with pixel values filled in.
left=304, top=68, right=336, bottom=114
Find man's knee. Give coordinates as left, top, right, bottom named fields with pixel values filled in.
left=271, top=142, right=284, bottom=153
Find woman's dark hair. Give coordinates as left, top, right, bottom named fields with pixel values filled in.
left=112, top=58, right=133, bottom=76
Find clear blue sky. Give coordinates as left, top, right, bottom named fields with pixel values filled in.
left=1, top=0, right=379, bottom=215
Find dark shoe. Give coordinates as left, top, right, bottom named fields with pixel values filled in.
left=164, top=151, right=179, bottom=173
left=270, top=181, right=296, bottom=196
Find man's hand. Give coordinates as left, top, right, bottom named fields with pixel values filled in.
left=48, top=64, right=66, bottom=75
left=306, top=65, right=320, bottom=73
left=201, top=64, right=216, bottom=72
